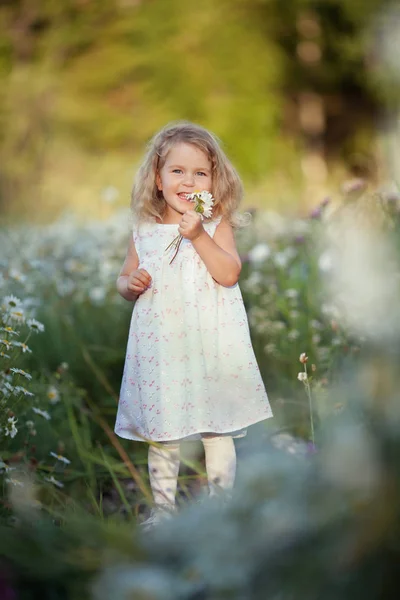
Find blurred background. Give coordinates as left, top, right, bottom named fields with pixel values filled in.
left=1, top=0, right=399, bottom=221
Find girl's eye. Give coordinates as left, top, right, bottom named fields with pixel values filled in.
left=196, top=172, right=207, bottom=177
left=172, top=169, right=183, bottom=174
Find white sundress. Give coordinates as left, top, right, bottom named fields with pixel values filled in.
left=115, top=217, right=272, bottom=442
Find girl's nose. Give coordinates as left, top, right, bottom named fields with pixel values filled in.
left=183, top=173, right=195, bottom=186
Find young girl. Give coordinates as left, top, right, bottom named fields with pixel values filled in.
left=115, top=121, right=272, bottom=525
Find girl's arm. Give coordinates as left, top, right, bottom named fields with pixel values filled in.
left=188, top=216, right=242, bottom=287
left=116, top=236, right=151, bottom=301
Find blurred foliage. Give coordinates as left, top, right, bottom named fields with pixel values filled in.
left=0, top=0, right=398, bottom=216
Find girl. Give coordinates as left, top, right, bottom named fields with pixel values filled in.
left=115, top=121, right=272, bottom=525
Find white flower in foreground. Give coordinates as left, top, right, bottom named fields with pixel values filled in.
left=0, top=326, right=19, bottom=337
left=9, top=309, right=25, bottom=323
left=56, top=278, right=76, bottom=297
left=32, top=407, right=51, bottom=420
left=187, top=190, right=214, bottom=219
left=9, top=268, right=26, bottom=283
left=3, top=381, right=14, bottom=393
left=0, top=339, right=11, bottom=351
left=50, top=452, right=71, bottom=465
left=285, top=289, right=299, bottom=299
left=47, top=386, right=60, bottom=404
left=318, top=250, right=334, bottom=273
left=6, top=477, right=24, bottom=487
left=288, top=330, right=299, bottom=340
left=45, top=475, right=64, bottom=488
left=11, top=341, right=32, bottom=353
left=89, top=286, right=106, bottom=304
left=15, top=386, right=34, bottom=397
left=4, top=417, right=18, bottom=439
left=10, top=368, right=32, bottom=381
left=297, top=372, right=308, bottom=382
left=248, top=243, right=271, bottom=264
left=26, top=318, right=45, bottom=333
left=2, top=295, right=22, bottom=311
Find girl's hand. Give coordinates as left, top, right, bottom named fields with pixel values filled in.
left=178, top=210, right=205, bottom=241
left=127, top=268, right=152, bottom=295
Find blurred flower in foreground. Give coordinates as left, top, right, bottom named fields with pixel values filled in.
left=323, top=201, right=400, bottom=342
left=248, top=243, right=271, bottom=264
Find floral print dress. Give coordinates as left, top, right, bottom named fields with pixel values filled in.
left=115, top=218, right=272, bottom=442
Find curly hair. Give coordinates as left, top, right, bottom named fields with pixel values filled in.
left=131, top=121, right=247, bottom=227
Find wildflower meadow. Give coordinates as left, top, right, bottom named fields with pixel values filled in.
left=2, top=183, right=400, bottom=598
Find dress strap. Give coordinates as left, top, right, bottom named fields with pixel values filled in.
left=204, top=216, right=222, bottom=238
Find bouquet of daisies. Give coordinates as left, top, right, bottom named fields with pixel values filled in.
left=165, top=190, right=214, bottom=264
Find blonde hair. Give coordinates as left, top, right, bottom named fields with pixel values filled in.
left=131, top=121, right=247, bottom=226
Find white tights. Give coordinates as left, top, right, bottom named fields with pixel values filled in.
left=147, top=436, right=236, bottom=509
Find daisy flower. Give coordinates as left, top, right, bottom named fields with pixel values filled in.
left=32, top=407, right=51, bottom=420
left=2, top=295, right=22, bottom=311
left=10, top=368, right=32, bottom=381
left=9, top=268, right=26, bottom=283
left=4, top=416, right=18, bottom=439
left=50, top=452, right=71, bottom=465
left=47, top=386, right=60, bottom=404
left=14, top=386, right=34, bottom=397
left=6, top=477, right=24, bottom=487
left=9, top=309, right=25, bottom=323
left=165, top=190, right=215, bottom=264
left=0, top=326, right=19, bottom=337
left=44, top=475, right=64, bottom=488
left=11, top=341, right=32, bottom=353
left=26, top=318, right=45, bottom=333
left=0, top=339, right=11, bottom=351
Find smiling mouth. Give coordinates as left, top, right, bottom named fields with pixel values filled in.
left=177, top=193, right=192, bottom=201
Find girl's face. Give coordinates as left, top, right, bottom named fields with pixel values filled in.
left=156, top=142, right=212, bottom=223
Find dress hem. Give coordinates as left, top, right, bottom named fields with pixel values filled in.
left=114, top=413, right=273, bottom=443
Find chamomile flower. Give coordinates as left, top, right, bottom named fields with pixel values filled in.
left=0, top=339, right=11, bottom=351
left=6, top=477, right=24, bottom=487
left=50, top=452, right=71, bottom=465
left=32, top=407, right=51, bottom=420
left=0, top=352, right=10, bottom=359
left=26, top=318, right=45, bottom=333
left=4, top=416, right=18, bottom=438
left=297, top=372, right=308, bottom=382
left=9, top=268, right=26, bottom=283
left=44, top=475, right=64, bottom=488
left=10, top=368, right=32, bottom=381
left=47, top=386, right=60, bottom=404
left=11, top=341, right=32, bottom=353
left=9, top=309, right=25, bottom=323
left=2, top=295, right=22, bottom=311
left=14, top=386, right=34, bottom=397
left=0, top=326, right=19, bottom=337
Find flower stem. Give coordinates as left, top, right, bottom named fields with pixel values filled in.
left=165, top=234, right=181, bottom=252
left=169, top=235, right=184, bottom=264
left=304, top=364, right=315, bottom=444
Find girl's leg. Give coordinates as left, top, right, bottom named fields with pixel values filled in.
left=201, top=435, right=236, bottom=497
left=148, top=441, right=181, bottom=510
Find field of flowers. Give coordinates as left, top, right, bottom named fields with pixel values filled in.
left=1, top=186, right=400, bottom=598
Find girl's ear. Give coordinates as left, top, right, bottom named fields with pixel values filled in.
left=156, top=172, right=162, bottom=191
